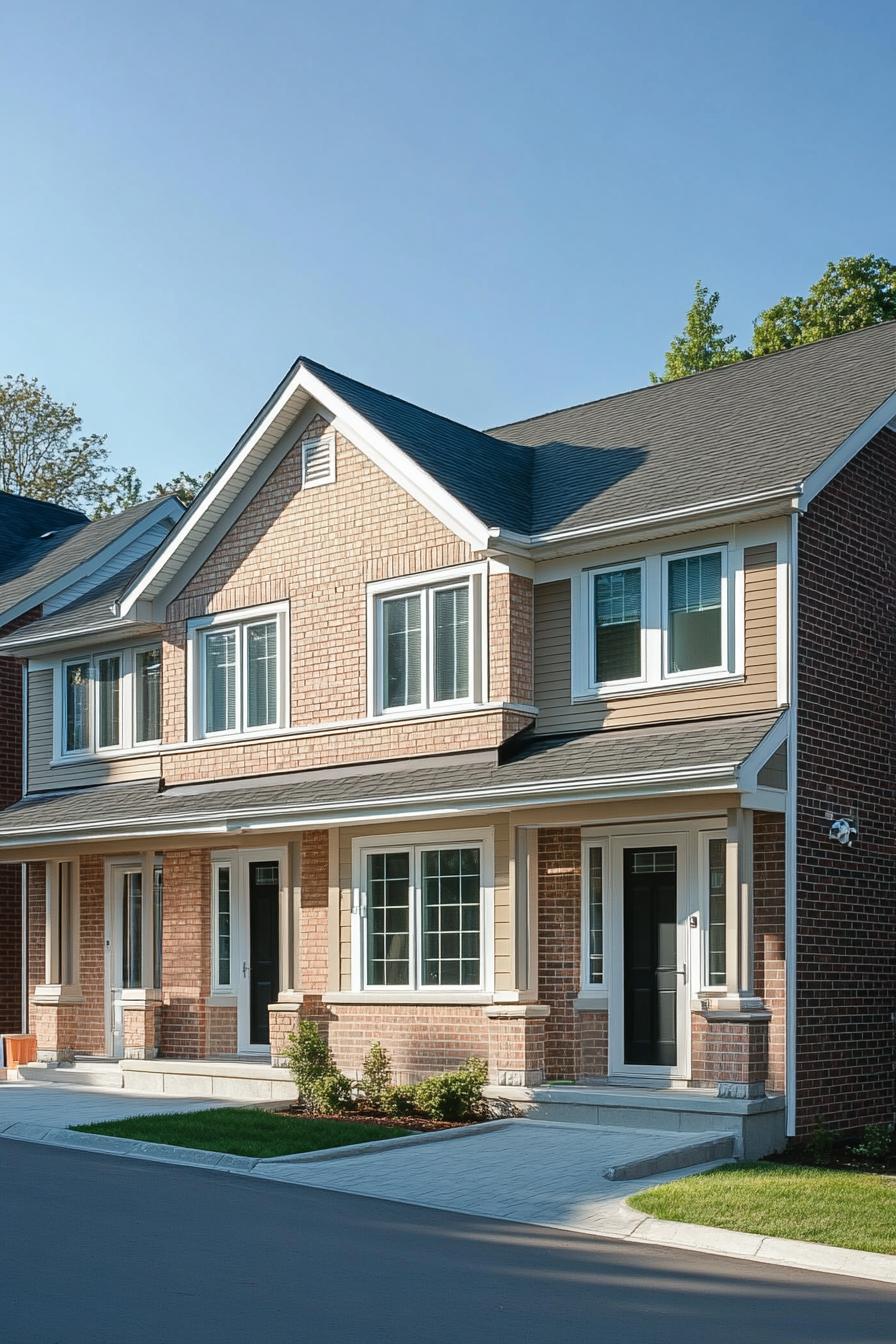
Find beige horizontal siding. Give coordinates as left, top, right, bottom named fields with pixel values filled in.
left=337, top=815, right=512, bottom=992
left=26, top=667, right=161, bottom=792
left=533, top=544, right=779, bottom=735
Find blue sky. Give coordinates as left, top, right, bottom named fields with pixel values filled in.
left=2, top=0, right=894, bottom=486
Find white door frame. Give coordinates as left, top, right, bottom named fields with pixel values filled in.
left=104, top=856, right=143, bottom=1059
left=233, top=847, right=288, bottom=1055
left=584, top=821, right=699, bottom=1081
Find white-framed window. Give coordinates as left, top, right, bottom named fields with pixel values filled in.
left=188, top=603, right=289, bottom=741
left=353, top=833, right=493, bottom=993
left=699, top=830, right=728, bottom=990
left=581, top=843, right=606, bottom=991
left=46, top=859, right=80, bottom=989
left=663, top=547, right=727, bottom=678
left=116, top=862, right=163, bottom=991
left=60, top=643, right=162, bottom=757
left=301, top=432, right=336, bottom=488
left=212, top=860, right=234, bottom=993
left=369, top=568, right=485, bottom=716
left=574, top=542, right=734, bottom=697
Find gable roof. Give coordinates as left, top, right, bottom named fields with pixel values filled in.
left=0, top=493, right=86, bottom=572
left=0, top=495, right=183, bottom=626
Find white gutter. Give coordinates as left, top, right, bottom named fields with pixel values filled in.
left=0, top=760, right=745, bottom=848
left=785, top=508, right=799, bottom=1136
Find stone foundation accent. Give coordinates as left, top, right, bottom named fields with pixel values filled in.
left=123, top=1001, right=161, bottom=1059
left=485, top=1005, right=549, bottom=1085
left=31, top=1001, right=79, bottom=1063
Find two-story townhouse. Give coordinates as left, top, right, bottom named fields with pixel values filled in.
left=0, top=494, right=184, bottom=1043
left=0, top=321, right=893, bottom=1156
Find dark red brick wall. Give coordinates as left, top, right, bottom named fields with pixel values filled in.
left=754, top=812, right=786, bottom=1094
left=796, top=424, right=896, bottom=1134
left=0, top=608, right=39, bottom=1033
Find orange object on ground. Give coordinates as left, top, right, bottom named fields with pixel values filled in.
left=2, top=1035, right=37, bottom=1068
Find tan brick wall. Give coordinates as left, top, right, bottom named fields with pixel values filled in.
left=160, top=416, right=532, bottom=784
left=159, top=849, right=211, bottom=1058
left=299, top=830, right=329, bottom=994
left=323, top=1004, right=489, bottom=1083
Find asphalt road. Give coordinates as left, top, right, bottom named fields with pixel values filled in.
left=3, top=1140, right=894, bottom=1344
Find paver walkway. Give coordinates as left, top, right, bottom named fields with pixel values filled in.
left=0, top=1079, right=226, bottom=1128
left=256, top=1120, right=721, bottom=1236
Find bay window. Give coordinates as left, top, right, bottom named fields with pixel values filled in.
left=372, top=570, right=481, bottom=715
left=357, top=837, right=491, bottom=993
left=190, top=605, right=288, bottom=740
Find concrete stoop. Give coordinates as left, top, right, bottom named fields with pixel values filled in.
left=485, top=1082, right=787, bottom=1159
left=120, top=1058, right=298, bottom=1102
left=18, top=1061, right=124, bottom=1089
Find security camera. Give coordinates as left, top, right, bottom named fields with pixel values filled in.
left=829, top=818, right=856, bottom=847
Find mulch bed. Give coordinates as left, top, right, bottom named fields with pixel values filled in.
left=769, top=1137, right=896, bottom=1176
left=281, top=1105, right=480, bottom=1134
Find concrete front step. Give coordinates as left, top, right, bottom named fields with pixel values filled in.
left=19, top=1061, right=124, bottom=1089
left=120, top=1058, right=299, bottom=1102
left=484, top=1082, right=787, bottom=1160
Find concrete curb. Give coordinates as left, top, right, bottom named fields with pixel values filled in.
left=623, top=1209, right=896, bottom=1286
left=604, top=1134, right=734, bottom=1181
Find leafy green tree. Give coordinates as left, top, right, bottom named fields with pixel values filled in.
left=0, top=374, right=109, bottom=511
left=752, top=254, right=896, bottom=355
left=92, top=466, right=212, bottom=518
left=649, top=282, right=748, bottom=383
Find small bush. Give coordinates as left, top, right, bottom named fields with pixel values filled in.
left=805, top=1121, right=835, bottom=1167
left=415, top=1057, right=488, bottom=1122
left=381, top=1084, right=419, bottom=1118
left=361, top=1041, right=393, bottom=1109
left=284, top=1021, right=353, bottom=1115
left=848, top=1123, right=894, bottom=1164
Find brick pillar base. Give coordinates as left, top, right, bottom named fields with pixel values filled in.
left=485, top=1005, right=550, bottom=1086
left=698, top=1011, right=770, bottom=1098
left=123, top=1001, right=161, bottom=1059
left=269, top=1002, right=303, bottom=1066
left=32, top=1001, right=79, bottom=1063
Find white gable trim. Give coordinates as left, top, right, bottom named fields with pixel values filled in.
left=117, top=363, right=492, bottom=617
left=798, top=390, right=896, bottom=510
left=0, top=497, right=183, bottom=628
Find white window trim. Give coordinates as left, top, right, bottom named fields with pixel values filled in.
left=187, top=601, right=290, bottom=743
left=698, top=827, right=728, bottom=994
left=367, top=563, right=488, bottom=718
left=350, top=827, right=494, bottom=997
left=58, top=643, right=163, bottom=761
left=301, top=431, right=336, bottom=488
left=579, top=840, right=607, bottom=995
left=132, top=641, right=164, bottom=747
left=44, top=857, right=81, bottom=991
left=572, top=540, right=739, bottom=700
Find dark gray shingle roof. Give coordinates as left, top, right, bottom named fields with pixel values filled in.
left=0, top=711, right=781, bottom=839
left=0, top=555, right=154, bottom=646
left=0, top=494, right=86, bottom=572
left=0, top=496, right=180, bottom=623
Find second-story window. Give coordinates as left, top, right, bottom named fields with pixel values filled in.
left=666, top=550, right=723, bottom=674
left=372, top=571, right=481, bottom=716
left=61, top=644, right=162, bottom=756
left=593, top=564, right=644, bottom=685
left=190, top=605, right=288, bottom=740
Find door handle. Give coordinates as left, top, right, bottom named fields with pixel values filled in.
left=242, top=961, right=249, bottom=979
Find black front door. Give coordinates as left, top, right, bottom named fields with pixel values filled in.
left=623, top=847, right=678, bottom=1067
left=249, top=861, right=280, bottom=1047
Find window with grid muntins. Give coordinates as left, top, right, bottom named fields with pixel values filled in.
left=421, top=847, right=480, bottom=986
left=594, top=566, right=641, bottom=682
left=588, top=848, right=604, bottom=984
left=366, top=852, right=411, bottom=986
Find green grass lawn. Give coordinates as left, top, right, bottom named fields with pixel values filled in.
left=72, top=1108, right=411, bottom=1159
left=628, top=1163, right=896, bottom=1256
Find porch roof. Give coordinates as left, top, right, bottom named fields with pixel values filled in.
left=0, top=711, right=784, bottom=847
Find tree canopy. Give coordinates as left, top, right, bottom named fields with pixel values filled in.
left=652, top=254, right=896, bottom=382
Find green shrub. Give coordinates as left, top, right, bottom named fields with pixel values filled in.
left=805, top=1121, right=835, bottom=1166
left=415, top=1057, right=487, bottom=1122
left=848, top=1123, right=894, bottom=1164
left=283, top=1021, right=353, bottom=1114
left=361, top=1041, right=393, bottom=1109
left=381, top=1084, right=419, bottom=1118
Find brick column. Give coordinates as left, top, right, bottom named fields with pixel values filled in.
left=694, top=1010, right=770, bottom=1098
left=122, top=1000, right=161, bottom=1059
left=484, top=1005, right=549, bottom=1086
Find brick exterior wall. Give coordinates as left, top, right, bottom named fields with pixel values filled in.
left=796, top=424, right=896, bottom=1134
left=76, top=856, right=106, bottom=1054
left=753, top=811, right=786, bottom=1094
left=160, top=417, right=533, bottom=785
left=0, top=608, right=39, bottom=1034
left=159, top=849, right=212, bottom=1058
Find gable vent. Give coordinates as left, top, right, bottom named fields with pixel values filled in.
left=301, top=433, right=336, bottom=488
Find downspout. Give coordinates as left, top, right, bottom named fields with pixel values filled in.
left=784, top=507, right=799, bottom=1136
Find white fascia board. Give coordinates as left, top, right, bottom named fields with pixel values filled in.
left=118, top=364, right=493, bottom=617
left=492, top=484, right=800, bottom=553
left=0, top=497, right=183, bottom=629
left=736, top=709, right=790, bottom=792
left=0, top=762, right=745, bottom=849
left=798, top=391, right=896, bottom=510
left=0, top=620, right=161, bottom=656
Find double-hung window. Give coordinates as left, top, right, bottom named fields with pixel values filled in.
left=591, top=564, right=644, bottom=687
left=372, top=571, right=481, bottom=715
left=358, top=839, right=490, bottom=992
left=192, top=606, right=288, bottom=739
left=665, top=549, right=724, bottom=675
left=61, top=643, right=162, bottom=756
